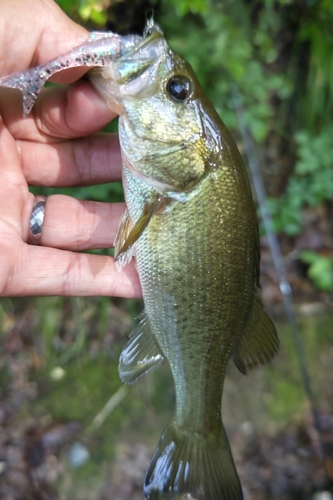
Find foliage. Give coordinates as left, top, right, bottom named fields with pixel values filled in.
left=159, top=0, right=291, bottom=143
left=301, top=250, right=333, bottom=293
left=158, top=0, right=333, bottom=292
left=77, top=0, right=108, bottom=25
left=168, top=0, right=209, bottom=16
left=56, top=0, right=107, bottom=25
left=268, top=126, right=333, bottom=236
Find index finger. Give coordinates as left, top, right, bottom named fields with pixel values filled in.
left=0, top=80, right=116, bottom=142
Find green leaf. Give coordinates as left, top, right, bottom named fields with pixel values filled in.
left=169, top=0, right=209, bottom=16
left=301, top=251, right=333, bottom=292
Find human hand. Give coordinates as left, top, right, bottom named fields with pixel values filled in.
left=0, top=0, right=141, bottom=298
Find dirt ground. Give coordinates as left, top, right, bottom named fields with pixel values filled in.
left=0, top=257, right=333, bottom=500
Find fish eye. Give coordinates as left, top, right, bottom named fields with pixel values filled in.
left=166, top=76, right=191, bottom=102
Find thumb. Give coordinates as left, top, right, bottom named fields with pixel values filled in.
left=0, top=0, right=88, bottom=75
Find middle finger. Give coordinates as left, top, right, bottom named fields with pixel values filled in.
left=20, top=133, right=122, bottom=187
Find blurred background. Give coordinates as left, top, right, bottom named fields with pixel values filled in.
left=0, top=0, right=332, bottom=499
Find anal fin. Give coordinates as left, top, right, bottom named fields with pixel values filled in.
left=119, top=312, right=164, bottom=384
left=233, top=296, right=279, bottom=375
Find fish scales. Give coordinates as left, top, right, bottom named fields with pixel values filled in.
left=0, top=21, right=279, bottom=500
left=123, top=144, right=255, bottom=429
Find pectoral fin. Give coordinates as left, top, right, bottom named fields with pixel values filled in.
left=119, top=312, right=164, bottom=384
left=113, top=209, right=135, bottom=271
left=114, top=198, right=164, bottom=266
left=233, top=296, right=279, bottom=375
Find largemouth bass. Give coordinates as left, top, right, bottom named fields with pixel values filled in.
left=0, top=20, right=278, bottom=500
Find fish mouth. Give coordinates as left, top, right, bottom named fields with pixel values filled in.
left=111, top=31, right=166, bottom=84
left=89, top=31, right=168, bottom=111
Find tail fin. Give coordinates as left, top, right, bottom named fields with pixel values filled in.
left=144, top=422, right=243, bottom=500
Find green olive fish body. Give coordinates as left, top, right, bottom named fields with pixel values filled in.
left=93, top=28, right=278, bottom=500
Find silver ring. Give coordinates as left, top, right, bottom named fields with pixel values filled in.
left=29, top=195, right=47, bottom=245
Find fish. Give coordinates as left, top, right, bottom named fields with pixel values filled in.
left=0, top=19, right=279, bottom=500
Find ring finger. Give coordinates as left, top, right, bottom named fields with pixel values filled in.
left=35, top=195, right=125, bottom=250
